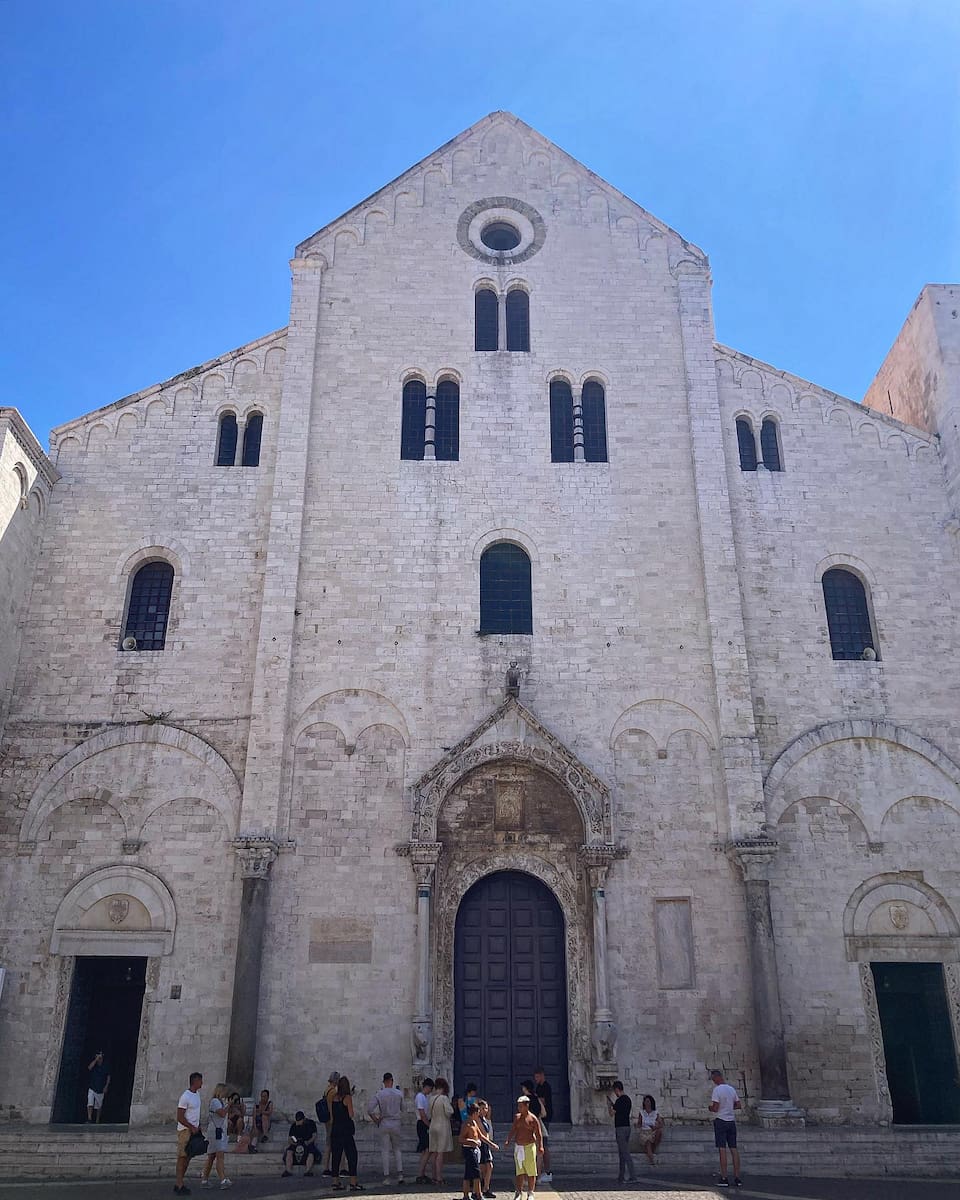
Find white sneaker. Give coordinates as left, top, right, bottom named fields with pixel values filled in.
left=220, top=1182, right=233, bottom=1191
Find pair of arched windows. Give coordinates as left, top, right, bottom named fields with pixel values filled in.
left=475, top=288, right=530, bottom=352
left=550, top=379, right=608, bottom=462
left=822, top=567, right=877, bottom=660
left=736, top=416, right=782, bottom=471
left=400, top=379, right=460, bottom=461
left=121, top=561, right=174, bottom=651
left=216, top=412, right=263, bottom=467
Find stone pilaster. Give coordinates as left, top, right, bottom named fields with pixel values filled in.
left=729, top=839, right=804, bottom=1126
left=399, top=842, right=442, bottom=1077
left=579, top=845, right=621, bottom=1087
left=225, top=837, right=279, bottom=1093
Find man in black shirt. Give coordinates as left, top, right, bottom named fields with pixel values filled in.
left=86, top=1051, right=110, bottom=1123
left=533, top=1069, right=553, bottom=1183
left=606, top=1081, right=635, bottom=1183
left=282, top=1111, right=319, bottom=1178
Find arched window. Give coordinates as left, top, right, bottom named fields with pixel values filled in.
left=505, top=289, right=530, bottom=352
left=822, top=568, right=876, bottom=660
left=736, top=417, right=758, bottom=471
left=760, top=417, right=782, bottom=471
left=122, top=561, right=175, bottom=651
left=216, top=413, right=238, bottom=466
left=13, top=463, right=29, bottom=508
left=400, top=380, right=427, bottom=460
left=435, top=379, right=460, bottom=462
left=582, top=380, right=608, bottom=462
left=480, top=543, right=533, bottom=634
left=475, top=288, right=498, bottom=351
left=241, top=413, right=263, bottom=467
left=550, top=379, right=575, bottom=462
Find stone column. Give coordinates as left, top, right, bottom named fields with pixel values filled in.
left=226, top=838, right=278, bottom=1093
left=729, top=840, right=804, bottom=1126
left=407, top=843, right=441, bottom=1076
left=423, top=393, right=437, bottom=461
left=580, top=846, right=619, bottom=1086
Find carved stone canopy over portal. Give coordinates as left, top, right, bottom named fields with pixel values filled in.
left=410, top=697, right=612, bottom=845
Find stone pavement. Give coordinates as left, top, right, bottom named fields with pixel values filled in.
left=0, top=1173, right=958, bottom=1200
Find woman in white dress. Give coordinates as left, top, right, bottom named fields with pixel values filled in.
left=635, top=1094, right=664, bottom=1165
left=427, top=1077, right=454, bottom=1186
left=201, top=1082, right=233, bottom=1188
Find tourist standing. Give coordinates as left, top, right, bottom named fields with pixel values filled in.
left=415, top=1077, right=434, bottom=1183
left=606, top=1081, right=635, bottom=1183
left=321, top=1070, right=341, bottom=1174
left=477, top=1098, right=497, bottom=1199
left=330, top=1074, right=362, bottom=1189
left=708, top=1069, right=742, bottom=1188
left=504, top=1095, right=542, bottom=1200
left=635, top=1095, right=664, bottom=1166
left=174, top=1071, right=203, bottom=1196
left=200, top=1083, right=232, bottom=1190
left=427, top=1077, right=454, bottom=1186
left=533, top=1069, right=552, bottom=1183
left=369, top=1071, right=405, bottom=1185
left=86, top=1050, right=110, bottom=1123
left=459, top=1101, right=498, bottom=1200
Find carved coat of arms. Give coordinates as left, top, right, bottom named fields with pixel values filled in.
left=108, top=897, right=130, bottom=925
left=888, top=902, right=909, bottom=931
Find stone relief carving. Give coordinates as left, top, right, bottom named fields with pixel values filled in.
left=858, top=963, right=893, bottom=1123
left=412, top=1019, right=432, bottom=1065
left=234, top=837, right=279, bottom=879
left=43, top=957, right=75, bottom=1097
left=945, top=963, right=960, bottom=1067
left=132, top=957, right=161, bottom=1105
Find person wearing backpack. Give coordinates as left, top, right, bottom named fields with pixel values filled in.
left=319, top=1071, right=340, bottom=1175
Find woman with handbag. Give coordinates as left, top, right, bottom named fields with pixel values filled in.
left=426, top=1077, right=454, bottom=1186
left=200, top=1083, right=233, bottom=1189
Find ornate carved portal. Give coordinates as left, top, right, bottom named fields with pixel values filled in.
left=400, top=703, right=624, bottom=1121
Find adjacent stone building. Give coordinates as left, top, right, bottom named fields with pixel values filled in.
left=1, top=113, right=958, bottom=1129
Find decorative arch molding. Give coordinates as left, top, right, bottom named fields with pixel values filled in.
left=470, top=526, right=541, bottom=564
left=764, top=720, right=960, bottom=827
left=116, top=537, right=190, bottom=582
left=844, top=873, right=960, bottom=942
left=412, top=698, right=612, bottom=844
left=813, top=552, right=882, bottom=594
left=51, top=865, right=177, bottom=956
left=290, top=687, right=411, bottom=749
left=20, top=724, right=242, bottom=845
left=610, top=698, right=716, bottom=752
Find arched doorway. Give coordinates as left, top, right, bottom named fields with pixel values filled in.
left=455, top=871, right=569, bottom=1123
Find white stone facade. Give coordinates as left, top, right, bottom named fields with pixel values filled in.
left=1, top=114, right=958, bottom=1128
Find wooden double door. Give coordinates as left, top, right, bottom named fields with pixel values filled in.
left=454, top=871, right=569, bottom=1123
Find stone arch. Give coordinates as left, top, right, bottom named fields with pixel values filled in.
left=135, top=792, right=234, bottom=843
left=470, top=526, right=540, bottom=564
left=776, top=795, right=871, bottom=843
left=290, top=688, right=410, bottom=749
left=610, top=698, right=715, bottom=752
left=51, top=865, right=177, bottom=956
left=764, top=720, right=960, bottom=831
left=20, top=725, right=241, bottom=845
left=843, top=873, right=960, bottom=963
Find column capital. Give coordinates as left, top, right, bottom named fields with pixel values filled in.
left=397, top=841, right=442, bottom=886
left=726, top=837, right=779, bottom=882
left=233, top=837, right=280, bottom=879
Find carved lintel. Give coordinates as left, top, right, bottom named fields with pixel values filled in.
left=726, top=838, right=779, bottom=882
left=233, top=836, right=280, bottom=879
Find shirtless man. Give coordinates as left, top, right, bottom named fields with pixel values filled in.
left=504, top=1095, right=543, bottom=1200
left=459, top=1100, right=499, bottom=1200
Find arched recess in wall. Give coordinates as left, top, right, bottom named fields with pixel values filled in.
left=843, top=873, right=960, bottom=963
left=20, top=724, right=242, bottom=846
left=51, top=865, right=177, bottom=957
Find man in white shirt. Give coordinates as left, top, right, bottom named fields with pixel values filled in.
left=708, top=1069, right=742, bottom=1188
left=175, top=1071, right=203, bottom=1195
left=369, top=1071, right=405, bottom=1184
left=415, top=1077, right=434, bottom=1183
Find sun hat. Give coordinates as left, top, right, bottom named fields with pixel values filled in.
left=516, top=1095, right=530, bottom=1104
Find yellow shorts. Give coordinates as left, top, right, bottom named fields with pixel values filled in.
left=514, top=1143, right=537, bottom=1177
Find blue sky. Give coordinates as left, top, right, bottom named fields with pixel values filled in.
left=2, top=0, right=959, bottom=439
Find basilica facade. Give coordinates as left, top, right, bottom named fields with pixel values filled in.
left=1, top=113, right=959, bottom=1129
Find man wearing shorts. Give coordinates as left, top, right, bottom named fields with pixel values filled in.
left=175, top=1071, right=203, bottom=1196
left=505, top=1095, right=542, bottom=1200
left=415, top=1077, right=434, bottom=1183
left=533, top=1068, right=552, bottom=1183
left=708, top=1069, right=742, bottom=1188
left=86, top=1051, right=110, bottom=1123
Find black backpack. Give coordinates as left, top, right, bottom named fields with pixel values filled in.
left=316, top=1095, right=330, bottom=1124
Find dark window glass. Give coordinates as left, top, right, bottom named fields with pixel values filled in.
left=550, top=380, right=575, bottom=463
left=822, top=568, right=876, bottom=660
left=241, top=413, right=263, bottom=467
left=736, top=417, right=758, bottom=471
left=480, top=543, right=533, bottom=635
left=123, top=561, right=174, bottom=652
left=216, top=413, right=238, bottom=466
left=401, top=380, right=427, bottom=460
left=505, top=290, right=530, bottom=352
left=475, top=289, right=499, bottom=351
left=582, top=380, right=608, bottom=462
left=760, top=418, right=782, bottom=471
left=435, top=379, right=460, bottom=462
left=480, top=222, right=521, bottom=251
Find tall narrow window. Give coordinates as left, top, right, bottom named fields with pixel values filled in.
left=435, top=379, right=460, bottom=462
left=736, top=417, right=758, bottom=471
left=760, top=418, right=782, bottom=471
left=505, top=289, right=530, bottom=352
left=216, top=413, right=238, bottom=466
left=822, top=568, right=876, bottom=660
left=582, top=380, right=608, bottom=462
left=475, top=288, right=498, bottom=351
left=123, top=561, right=174, bottom=651
left=400, top=380, right=427, bottom=460
left=550, top=379, right=575, bottom=462
left=241, top=413, right=263, bottom=467
left=480, top=543, right=533, bottom=635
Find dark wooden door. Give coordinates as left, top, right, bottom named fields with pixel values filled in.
left=455, top=871, right=569, bottom=1124
left=872, top=961, right=960, bottom=1123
